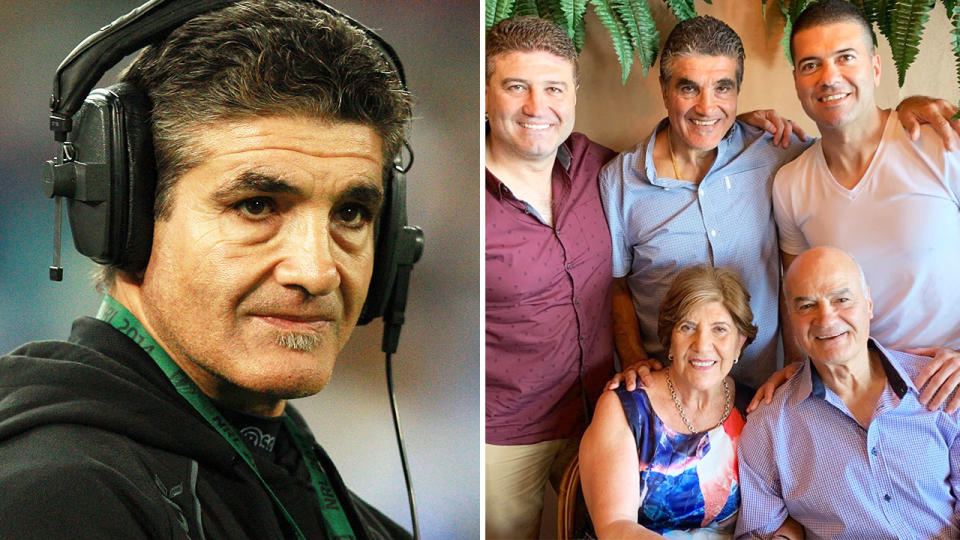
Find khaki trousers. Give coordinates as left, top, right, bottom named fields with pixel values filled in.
left=485, top=439, right=578, bottom=540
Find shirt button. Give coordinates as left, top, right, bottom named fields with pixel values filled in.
left=566, top=263, right=573, bottom=270
left=574, top=299, right=581, bottom=306
left=698, top=188, right=704, bottom=196
left=578, top=335, right=584, bottom=341
left=871, top=447, right=878, bottom=456
left=883, top=494, right=892, bottom=502
left=710, top=229, right=717, bottom=237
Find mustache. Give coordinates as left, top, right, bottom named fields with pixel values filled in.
left=275, top=331, right=324, bottom=352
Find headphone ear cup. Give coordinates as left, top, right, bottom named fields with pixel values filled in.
left=63, top=83, right=155, bottom=272
left=358, top=167, right=402, bottom=325
left=110, top=82, right=156, bottom=272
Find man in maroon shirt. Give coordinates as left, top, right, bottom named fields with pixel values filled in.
left=485, top=16, right=616, bottom=539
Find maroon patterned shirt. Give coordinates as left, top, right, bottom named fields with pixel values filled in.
left=486, top=133, right=616, bottom=445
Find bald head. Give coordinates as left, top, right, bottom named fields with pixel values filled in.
left=784, top=247, right=869, bottom=300
left=784, top=247, right=874, bottom=366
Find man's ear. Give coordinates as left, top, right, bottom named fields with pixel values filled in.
left=872, top=54, right=881, bottom=87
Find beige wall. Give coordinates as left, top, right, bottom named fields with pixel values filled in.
left=574, top=0, right=960, bottom=152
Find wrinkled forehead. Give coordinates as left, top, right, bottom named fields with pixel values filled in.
left=786, top=258, right=864, bottom=300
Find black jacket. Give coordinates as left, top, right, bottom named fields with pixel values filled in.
left=0, top=317, right=410, bottom=539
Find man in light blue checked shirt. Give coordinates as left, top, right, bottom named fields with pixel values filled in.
left=736, top=247, right=960, bottom=540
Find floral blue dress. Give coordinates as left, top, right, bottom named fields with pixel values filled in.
left=614, top=385, right=750, bottom=539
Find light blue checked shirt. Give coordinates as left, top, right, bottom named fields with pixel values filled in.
left=599, top=119, right=810, bottom=388
left=736, top=339, right=960, bottom=539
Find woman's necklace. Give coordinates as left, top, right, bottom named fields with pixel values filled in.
left=667, top=131, right=683, bottom=181
left=665, top=368, right=732, bottom=433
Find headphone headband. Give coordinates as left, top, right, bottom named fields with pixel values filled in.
left=49, top=0, right=408, bottom=142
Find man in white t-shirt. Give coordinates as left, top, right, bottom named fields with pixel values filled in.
left=773, top=0, right=960, bottom=388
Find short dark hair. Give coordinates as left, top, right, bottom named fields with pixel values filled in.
left=659, top=15, right=745, bottom=89
left=657, top=265, right=757, bottom=364
left=790, top=0, right=876, bottom=60
left=485, top=16, right=579, bottom=84
left=96, top=0, right=411, bottom=291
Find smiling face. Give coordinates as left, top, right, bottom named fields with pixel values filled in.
left=131, top=116, right=383, bottom=416
left=485, top=50, right=577, bottom=165
left=785, top=248, right=874, bottom=368
left=791, top=21, right=881, bottom=132
left=668, top=300, right=746, bottom=391
left=661, top=54, right=739, bottom=153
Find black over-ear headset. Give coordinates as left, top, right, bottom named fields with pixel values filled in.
left=42, top=0, right=424, bottom=354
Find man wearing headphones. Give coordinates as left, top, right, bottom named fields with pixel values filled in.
left=0, top=1, right=413, bottom=538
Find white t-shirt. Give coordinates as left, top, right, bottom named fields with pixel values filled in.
left=773, top=113, right=960, bottom=350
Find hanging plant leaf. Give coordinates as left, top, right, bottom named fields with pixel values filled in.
left=589, top=0, right=636, bottom=83
left=665, top=0, right=697, bottom=20
left=873, top=0, right=894, bottom=38
left=948, top=0, right=960, bottom=117
left=573, top=13, right=587, bottom=50
left=560, top=0, right=591, bottom=40
left=514, top=0, right=540, bottom=16
left=886, top=0, right=935, bottom=87
left=945, top=0, right=959, bottom=17
left=487, top=0, right=517, bottom=29
left=536, top=0, right=572, bottom=34
left=779, top=0, right=795, bottom=66
left=612, top=0, right=660, bottom=77
left=779, top=0, right=817, bottom=66
left=846, top=0, right=881, bottom=49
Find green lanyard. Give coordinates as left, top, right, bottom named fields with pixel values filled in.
left=96, top=295, right=356, bottom=540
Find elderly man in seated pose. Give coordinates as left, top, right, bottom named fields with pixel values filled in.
left=736, top=246, right=960, bottom=539
left=774, top=0, right=960, bottom=401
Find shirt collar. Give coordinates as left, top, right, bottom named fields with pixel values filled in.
left=789, top=338, right=914, bottom=407
left=641, top=117, right=739, bottom=188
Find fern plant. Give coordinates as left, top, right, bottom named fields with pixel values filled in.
left=485, top=0, right=706, bottom=83
left=487, top=0, right=960, bottom=110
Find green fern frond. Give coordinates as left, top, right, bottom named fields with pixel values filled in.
left=573, top=15, right=587, bottom=50
left=846, top=1, right=881, bottom=49
left=944, top=0, right=960, bottom=17
left=787, top=0, right=812, bottom=21
left=779, top=0, right=795, bottom=66
left=486, top=0, right=517, bottom=29
left=886, top=0, right=935, bottom=87
left=947, top=0, right=960, bottom=117
left=535, top=0, right=570, bottom=31
left=778, top=0, right=815, bottom=66
left=665, top=0, right=697, bottom=20
left=513, top=0, right=539, bottom=17
left=873, top=0, right=894, bottom=38
left=612, top=0, right=659, bottom=77
left=559, top=0, right=590, bottom=40
left=589, top=0, right=635, bottom=83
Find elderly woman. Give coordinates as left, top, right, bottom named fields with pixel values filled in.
left=580, top=266, right=801, bottom=539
